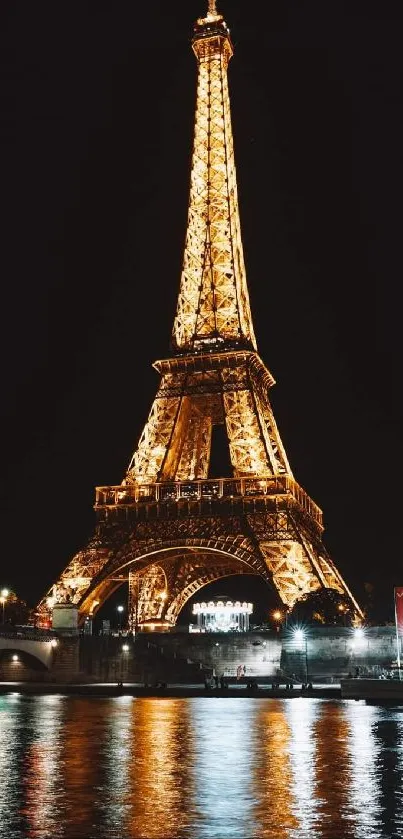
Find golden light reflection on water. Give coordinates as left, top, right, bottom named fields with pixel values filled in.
left=126, top=698, right=195, bottom=838
left=59, top=697, right=107, bottom=835
left=3, top=695, right=403, bottom=838
left=252, top=700, right=297, bottom=838
left=313, top=701, right=354, bottom=838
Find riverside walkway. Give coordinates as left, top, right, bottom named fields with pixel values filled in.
left=0, top=681, right=342, bottom=699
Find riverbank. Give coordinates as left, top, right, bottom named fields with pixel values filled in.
left=0, top=681, right=342, bottom=698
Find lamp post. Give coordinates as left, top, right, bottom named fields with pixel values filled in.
left=272, top=610, right=283, bottom=633
left=351, top=626, right=366, bottom=677
left=0, top=589, right=9, bottom=624
left=293, top=627, right=308, bottom=684
left=117, top=605, right=124, bottom=633
left=121, top=643, right=129, bottom=682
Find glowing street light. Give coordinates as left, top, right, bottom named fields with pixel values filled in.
left=292, top=627, right=309, bottom=684
left=0, top=588, right=9, bottom=624
left=120, top=643, right=130, bottom=682
left=272, top=610, right=283, bottom=632
left=350, top=626, right=366, bottom=677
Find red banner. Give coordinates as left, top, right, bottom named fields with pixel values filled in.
left=394, top=587, right=403, bottom=634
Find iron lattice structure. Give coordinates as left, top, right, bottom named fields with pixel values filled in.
left=36, top=3, right=363, bottom=628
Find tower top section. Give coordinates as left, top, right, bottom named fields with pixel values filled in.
left=192, top=3, right=233, bottom=66
left=171, top=4, right=256, bottom=355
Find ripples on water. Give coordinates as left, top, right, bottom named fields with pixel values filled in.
left=1, top=695, right=403, bottom=838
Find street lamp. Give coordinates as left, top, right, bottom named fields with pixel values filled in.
left=350, top=626, right=366, bottom=677
left=0, top=589, right=9, bottom=624
left=272, top=610, right=283, bottom=632
left=121, top=643, right=130, bottom=682
left=117, top=605, right=124, bottom=632
left=293, top=627, right=309, bottom=684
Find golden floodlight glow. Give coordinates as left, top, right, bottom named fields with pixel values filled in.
left=34, top=1, right=363, bottom=631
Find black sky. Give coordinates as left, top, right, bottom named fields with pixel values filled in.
left=1, top=0, right=402, bottom=620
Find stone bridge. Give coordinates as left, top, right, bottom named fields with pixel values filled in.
left=0, top=628, right=59, bottom=674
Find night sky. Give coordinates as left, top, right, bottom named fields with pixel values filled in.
left=1, top=1, right=401, bottom=622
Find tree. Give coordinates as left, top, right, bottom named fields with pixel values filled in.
left=2, top=591, right=30, bottom=626
left=290, top=588, right=355, bottom=626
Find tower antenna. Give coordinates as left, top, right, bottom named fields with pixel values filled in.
left=208, top=0, right=218, bottom=15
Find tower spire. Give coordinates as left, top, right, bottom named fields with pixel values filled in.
left=172, top=4, right=256, bottom=354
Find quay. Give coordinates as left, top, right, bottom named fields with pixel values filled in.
left=0, top=680, right=341, bottom=699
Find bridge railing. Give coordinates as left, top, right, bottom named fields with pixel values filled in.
left=95, top=475, right=323, bottom=526
left=0, top=627, right=58, bottom=642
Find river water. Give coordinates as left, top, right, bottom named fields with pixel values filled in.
left=1, top=694, right=403, bottom=838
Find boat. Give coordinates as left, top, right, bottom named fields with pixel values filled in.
left=341, top=588, right=403, bottom=701
left=341, top=677, right=403, bottom=702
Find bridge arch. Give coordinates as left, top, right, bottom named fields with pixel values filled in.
left=0, top=638, right=54, bottom=671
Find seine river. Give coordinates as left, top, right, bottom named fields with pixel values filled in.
left=1, top=694, right=403, bottom=839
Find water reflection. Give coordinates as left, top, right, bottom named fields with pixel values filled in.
left=189, top=698, right=257, bottom=837
left=0, top=694, right=23, bottom=837
left=99, top=696, right=134, bottom=836
left=127, top=699, right=195, bottom=838
left=344, top=702, right=382, bottom=838
left=22, top=695, right=64, bottom=839
left=286, top=698, right=322, bottom=838
left=394, top=711, right=403, bottom=836
left=251, top=699, right=297, bottom=838
left=372, top=705, right=403, bottom=838
left=59, top=697, right=107, bottom=836
left=2, top=695, right=403, bottom=838
left=314, top=701, right=355, bottom=838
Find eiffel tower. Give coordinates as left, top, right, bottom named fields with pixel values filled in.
left=37, top=1, right=363, bottom=629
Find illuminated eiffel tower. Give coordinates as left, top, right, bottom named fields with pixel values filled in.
left=37, top=1, right=362, bottom=628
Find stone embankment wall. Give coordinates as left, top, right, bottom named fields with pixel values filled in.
left=281, top=626, right=398, bottom=681
left=78, top=627, right=398, bottom=684
left=2, top=627, right=398, bottom=684
left=143, top=632, right=282, bottom=679
left=78, top=632, right=281, bottom=683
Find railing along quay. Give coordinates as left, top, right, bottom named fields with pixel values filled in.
left=95, top=475, right=323, bottom=527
